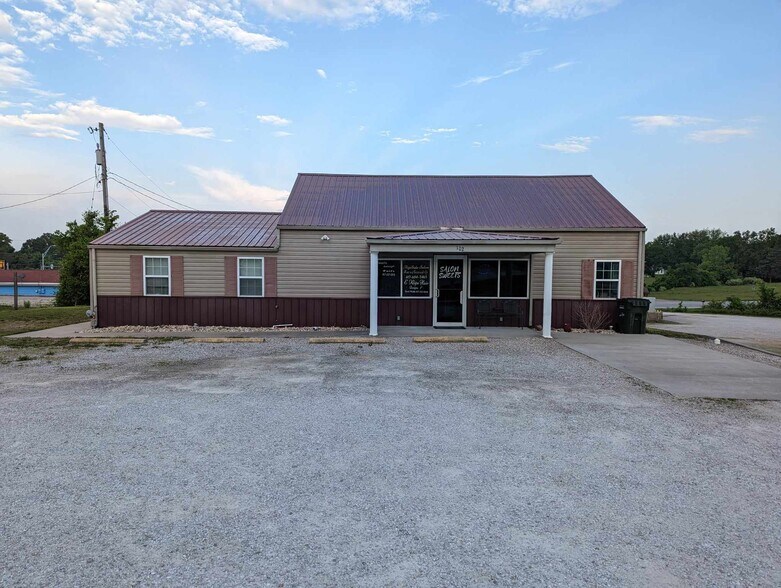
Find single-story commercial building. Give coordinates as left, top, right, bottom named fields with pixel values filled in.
left=89, top=174, right=646, bottom=336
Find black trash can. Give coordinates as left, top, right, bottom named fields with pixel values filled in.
left=615, top=298, right=651, bottom=334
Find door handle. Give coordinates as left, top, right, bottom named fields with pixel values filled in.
left=436, top=288, right=440, bottom=298
left=459, top=291, right=463, bottom=304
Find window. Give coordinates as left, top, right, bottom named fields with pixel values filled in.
left=469, top=259, right=528, bottom=298
left=378, top=259, right=431, bottom=298
left=238, top=257, right=264, bottom=297
left=144, top=256, right=170, bottom=296
left=594, top=260, right=621, bottom=299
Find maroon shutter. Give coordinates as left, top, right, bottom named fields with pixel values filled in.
left=264, top=257, right=277, bottom=297
left=581, top=259, right=595, bottom=300
left=171, top=256, right=184, bottom=297
left=224, top=256, right=237, bottom=296
left=130, top=255, right=143, bottom=296
left=621, top=260, right=636, bottom=298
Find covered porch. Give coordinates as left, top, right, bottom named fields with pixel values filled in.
left=367, top=231, right=559, bottom=337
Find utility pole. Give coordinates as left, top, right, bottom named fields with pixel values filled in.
left=96, top=122, right=109, bottom=223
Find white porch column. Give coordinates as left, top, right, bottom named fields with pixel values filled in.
left=369, top=249, right=379, bottom=336
left=542, top=251, right=554, bottom=338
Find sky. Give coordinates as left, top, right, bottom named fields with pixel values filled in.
left=1, top=0, right=780, bottom=246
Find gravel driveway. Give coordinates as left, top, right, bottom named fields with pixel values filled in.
left=1, top=338, right=780, bottom=586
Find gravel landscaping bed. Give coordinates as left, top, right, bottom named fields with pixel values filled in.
left=1, top=338, right=780, bottom=586
left=88, top=324, right=367, bottom=333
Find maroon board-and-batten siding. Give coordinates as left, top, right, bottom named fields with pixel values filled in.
left=96, top=296, right=616, bottom=329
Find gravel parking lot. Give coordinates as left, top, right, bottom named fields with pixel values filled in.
left=1, top=338, right=780, bottom=586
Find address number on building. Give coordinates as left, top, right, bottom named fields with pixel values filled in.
left=455, top=245, right=464, bottom=252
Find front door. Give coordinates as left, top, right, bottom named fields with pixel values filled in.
left=434, top=256, right=466, bottom=327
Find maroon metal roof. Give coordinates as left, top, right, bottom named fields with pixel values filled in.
left=370, top=230, right=558, bottom=241
left=278, top=174, right=644, bottom=230
left=91, top=210, right=280, bottom=248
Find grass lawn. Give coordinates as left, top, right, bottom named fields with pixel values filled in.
left=0, top=305, right=89, bottom=337
left=647, top=283, right=781, bottom=301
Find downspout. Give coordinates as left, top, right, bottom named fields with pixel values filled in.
left=89, top=247, right=98, bottom=327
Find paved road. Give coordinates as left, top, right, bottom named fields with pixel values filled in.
left=559, top=333, right=781, bottom=400
left=654, top=299, right=705, bottom=309
left=2, top=338, right=780, bottom=585
left=659, top=312, right=781, bottom=353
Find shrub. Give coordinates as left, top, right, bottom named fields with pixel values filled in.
left=23, top=300, right=31, bottom=309
left=756, top=282, right=781, bottom=311
left=724, top=296, right=746, bottom=311
left=705, top=300, right=724, bottom=311
left=574, top=301, right=612, bottom=331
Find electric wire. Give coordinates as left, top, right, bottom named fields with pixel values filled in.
left=110, top=177, right=178, bottom=209
left=109, top=172, right=196, bottom=210
left=104, top=130, right=195, bottom=210
left=0, top=178, right=94, bottom=210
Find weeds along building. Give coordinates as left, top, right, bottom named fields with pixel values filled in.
left=89, top=174, right=646, bottom=336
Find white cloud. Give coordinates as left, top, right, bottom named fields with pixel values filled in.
left=540, top=136, right=594, bottom=153
left=195, top=100, right=208, bottom=108
left=624, top=115, right=714, bottom=132
left=548, top=61, right=575, bottom=71
left=487, top=0, right=621, bottom=19
left=0, top=42, right=33, bottom=88
left=457, top=49, right=543, bottom=87
left=252, top=0, right=430, bottom=23
left=316, top=68, right=327, bottom=79
left=8, top=1, right=286, bottom=53
left=688, top=128, right=753, bottom=143
left=379, top=130, right=390, bottom=136
left=0, top=100, right=33, bottom=108
left=391, top=136, right=430, bottom=144
left=473, top=141, right=483, bottom=147
left=423, top=127, right=457, bottom=133
left=273, top=130, right=293, bottom=137
left=0, top=99, right=213, bottom=140
left=258, top=114, right=292, bottom=126
left=188, top=166, right=288, bottom=209
left=0, top=10, right=16, bottom=37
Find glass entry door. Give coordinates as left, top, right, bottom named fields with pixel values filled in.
left=434, top=256, right=466, bottom=327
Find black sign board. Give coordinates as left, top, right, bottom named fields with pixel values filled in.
left=402, top=260, right=430, bottom=297
left=378, top=260, right=401, bottom=297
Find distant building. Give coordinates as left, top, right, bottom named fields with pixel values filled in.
left=0, top=269, right=60, bottom=297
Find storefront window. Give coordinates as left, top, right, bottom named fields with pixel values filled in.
left=469, top=259, right=528, bottom=298
left=378, top=259, right=431, bottom=298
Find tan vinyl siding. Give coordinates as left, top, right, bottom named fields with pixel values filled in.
left=277, top=229, right=643, bottom=299
left=530, top=231, right=641, bottom=298
left=95, top=248, right=276, bottom=296
left=276, top=230, right=393, bottom=297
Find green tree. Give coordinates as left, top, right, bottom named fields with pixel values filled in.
left=0, top=232, right=14, bottom=254
left=54, top=210, right=118, bottom=306
left=699, top=244, right=737, bottom=284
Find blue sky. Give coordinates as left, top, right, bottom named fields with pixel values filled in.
left=1, top=0, right=780, bottom=246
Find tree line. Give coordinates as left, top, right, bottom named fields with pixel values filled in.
left=1, top=210, right=117, bottom=306
left=646, top=228, right=780, bottom=289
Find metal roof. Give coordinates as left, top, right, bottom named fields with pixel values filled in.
left=91, top=210, right=280, bottom=248
left=369, top=230, right=559, bottom=241
left=278, top=174, right=644, bottom=230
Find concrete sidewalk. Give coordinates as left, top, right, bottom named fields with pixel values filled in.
left=558, top=333, right=781, bottom=400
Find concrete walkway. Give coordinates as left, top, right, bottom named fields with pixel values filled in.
left=658, top=313, right=781, bottom=355
left=558, top=333, right=781, bottom=400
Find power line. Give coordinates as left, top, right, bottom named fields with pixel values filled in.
left=104, top=130, right=195, bottom=210
left=0, top=178, right=94, bottom=210
left=0, top=190, right=94, bottom=196
left=110, top=176, right=178, bottom=209
left=110, top=193, right=140, bottom=218
left=109, top=171, right=196, bottom=210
